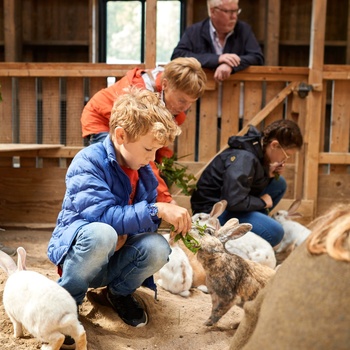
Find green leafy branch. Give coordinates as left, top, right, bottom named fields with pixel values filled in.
left=156, top=154, right=197, bottom=196
left=171, top=221, right=207, bottom=254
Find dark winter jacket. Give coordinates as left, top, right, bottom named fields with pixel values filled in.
left=191, top=126, right=269, bottom=214
left=48, top=136, right=160, bottom=266
left=171, top=18, right=264, bottom=73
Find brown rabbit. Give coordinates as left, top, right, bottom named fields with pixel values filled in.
left=177, top=200, right=227, bottom=292
left=189, top=216, right=276, bottom=326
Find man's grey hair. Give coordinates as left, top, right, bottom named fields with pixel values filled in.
left=207, top=0, right=239, bottom=16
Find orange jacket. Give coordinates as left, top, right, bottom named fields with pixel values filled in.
left=81, top=67, right=187, bottom=203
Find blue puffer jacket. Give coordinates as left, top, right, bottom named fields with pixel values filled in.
left=48, top=136, right=160, bottom=266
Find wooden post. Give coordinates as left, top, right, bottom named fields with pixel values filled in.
left=303, top=0, right=327, bottom=217
left=264, top=0, right=281, bottom=66
left=347, top=0, right=350, bottom=64
left=145, top=0, right=157, bottom=68
left=89, top=0, right=99, bottom=63
left=4, top=0, right=22, bottom=61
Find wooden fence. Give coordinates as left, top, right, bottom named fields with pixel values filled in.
left=0, top=63, right=349, bottom=227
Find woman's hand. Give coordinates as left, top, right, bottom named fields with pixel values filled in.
left=269, top=161, right=286, bottom=178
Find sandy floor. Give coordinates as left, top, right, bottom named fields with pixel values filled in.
left=0, top=228, right=243, bottom=350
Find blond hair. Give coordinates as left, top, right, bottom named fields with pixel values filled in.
left=307, top=205, right=350, bottom=262
left=162, top=57, right=207, bottom=99
left=109, top=87, right=181, bottom=145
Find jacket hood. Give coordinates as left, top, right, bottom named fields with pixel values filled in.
left=227, top=125, right=263, bottom=160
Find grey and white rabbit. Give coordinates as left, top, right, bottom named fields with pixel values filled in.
left=157, top=233, right=193, bottom=297
left=0, top=247, right=87, bottom=350
left=194, top=201, right=277, bottom=269
left=189, top=217, right=276, bottom=326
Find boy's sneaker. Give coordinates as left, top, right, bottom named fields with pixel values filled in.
left=60, top=335, right=75, bottom=350
left=106, top=289, right=148, bottom=327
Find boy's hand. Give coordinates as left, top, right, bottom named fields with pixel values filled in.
left=155, top=203, right=192, bottom=237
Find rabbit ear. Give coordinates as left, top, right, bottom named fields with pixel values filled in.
left=16, top=247, right=27, bottom=271
left=209, top=200, right=227, bottom=219
left=0, top=250, right=18, bottom=275
left=288, top=200, right=301, bottom=214
left=217, top=222, right=252, bottom=244
left=287, top=212, right=303, bottom=219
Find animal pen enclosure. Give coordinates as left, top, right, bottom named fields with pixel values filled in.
left=0, top=63, right=349, bottom=227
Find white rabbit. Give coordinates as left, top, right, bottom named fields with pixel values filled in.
left=273, top=200, right=311, bottom=259
left=157, top=234, right=193, bottom=297
left=0, top=247, right=87, bottom=350
left=225, top=229, right=277, bottom=269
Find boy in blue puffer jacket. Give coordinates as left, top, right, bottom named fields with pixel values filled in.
left=48, top=88, right=192, bottom=344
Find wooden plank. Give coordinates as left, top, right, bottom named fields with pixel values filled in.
left=0, top=64, right=308, bottom=80
left=317, top=173, right=350, bottom=217
left=145, top=0, right=157, bottom=68
left=198, top=89, right=218, bottom=162
left=18, top=77, right=36, bottom=143
left=303, top=0, right=327, bottom=216
left=319, top=152, right=350, bottom=164
left=42, top=78, right=60, bottom=144
left=220, top=80, right=240, bottom=149
left=0, top=77, right=13, bottom=142
left=0, top=63, right=145, bottom=77
left=265, top=0, right=280, bottom=66
left=176, top=103, right=197, bottom=161
left=66, top=78, right=85, bottom=146
left=291, top=96, right=307, bottom=200
left=347, top=0, right=350, bottom=64
left=0, top=167, right=66, bottom=224
left=329, top=80, right=350, bottom=173
left=89, top=77, right=108, bottom=99
left=0, top=144, right=63, bottom=152
left=4, top=0, right=22, bottom=61
left=242, top=81, right=263, bottom=127
left=264, top=81, right=286, bottom=122
left=0, top=146, right=80, bottom=158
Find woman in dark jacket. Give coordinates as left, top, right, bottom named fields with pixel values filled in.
left=191, top=119, right=303, bottom=247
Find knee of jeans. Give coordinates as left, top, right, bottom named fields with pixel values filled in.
left=270, top=223, right=285, bottom=247
left=79, top=223, right=117, bottom=252
left=143, top=234, right=171, bottom=267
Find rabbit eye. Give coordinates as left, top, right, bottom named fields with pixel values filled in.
left=205, top=227, right=215, bottom=235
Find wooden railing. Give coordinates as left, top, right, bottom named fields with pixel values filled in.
left=0, top=63, right=349, bottom=226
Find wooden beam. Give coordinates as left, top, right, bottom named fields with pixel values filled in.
left=303, top=0, right=327, bottom=216
left=264, top=0, right=280, bottom=65
left=0, top=63, right=146, bottom=77
left=89, top=0, right=99, bottom=63
left=347, top=0, right=350, bottom=64
left=4, top=0, right=22, bottom=61
left=145, top=0, right=157, bottom=68
left=319, top=152, right=350, bottom=164
left=186, top=0, right=194, bottom=26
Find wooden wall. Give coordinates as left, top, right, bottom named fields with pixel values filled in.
left=0, top=64, right=350, bottom=227
left=0, top=0, right=350, bottom=227
left=1, top=0, right=350, bottom=66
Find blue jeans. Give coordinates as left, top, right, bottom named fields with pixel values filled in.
left=219, top=176, right=287, bottom=247
left=58, top=222, right=171, bottom=304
